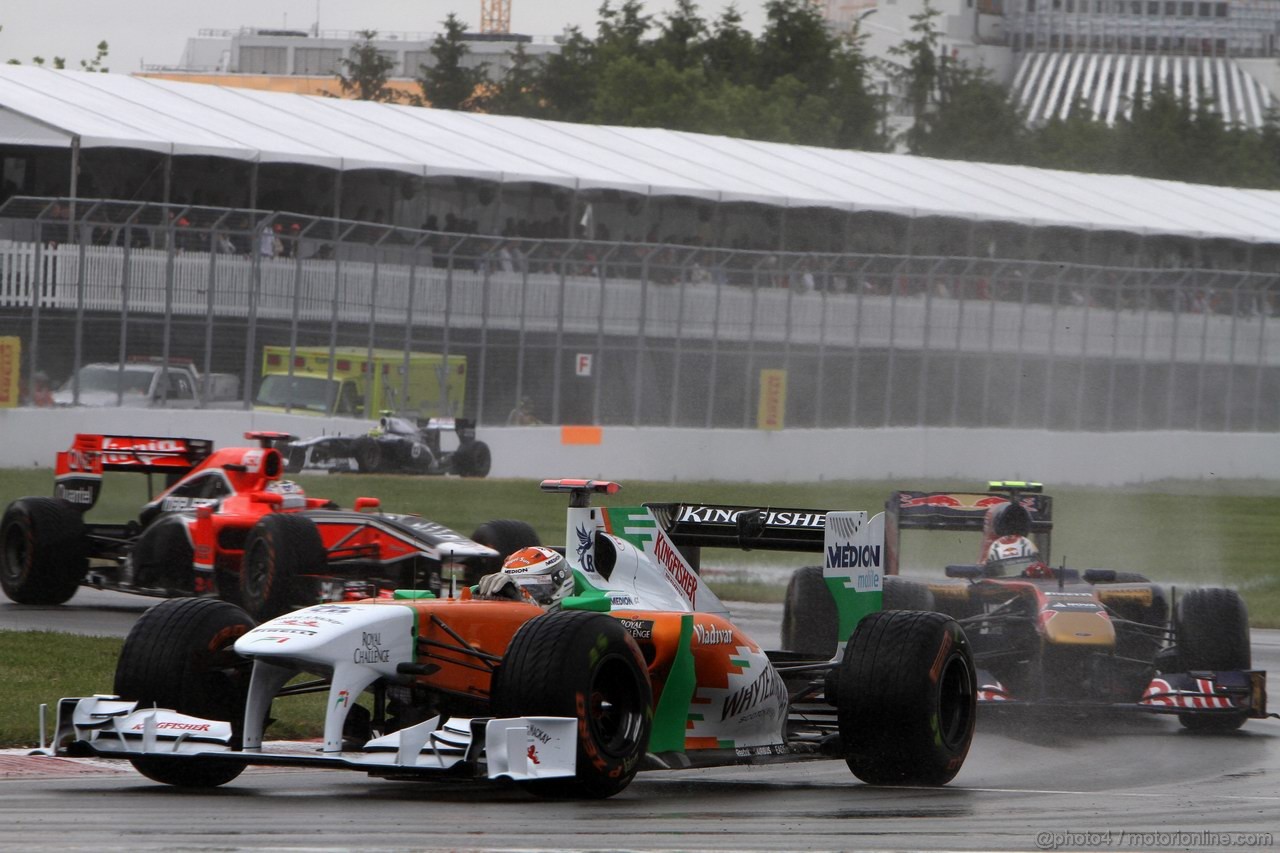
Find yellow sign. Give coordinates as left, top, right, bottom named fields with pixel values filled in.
left=757, top=369, right=787, bottom=430
left=0, top=337, right=19, bottom=408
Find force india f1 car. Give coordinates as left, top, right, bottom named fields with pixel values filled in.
left=782, top=482, right=1270, bottom=732
left=0, top=433, right=537, bottom=620
left=283, top=416, right=491, bottom=477
left=34, top=480, right=977, bottom=799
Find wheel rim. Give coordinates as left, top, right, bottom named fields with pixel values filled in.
left=587, top=654, right=647, bottom=758
left=241, top=539, right=270, bottom=602
left=936, top=652, right=975, bottom=751
left=1, top=521, right=28, bottom=585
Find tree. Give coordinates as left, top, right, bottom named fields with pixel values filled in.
left=652, top=0, right=707, bottom=72
left=335, top=30, right=399, bottom=102
left=886, top=1, right=944, bottom=154
left=416, top=14, right=489, bottom=111
left=2, top=27, right=109, bottom=71
left=529, top=27, right=597, bottom=122
left=486, top=41, right=545, bottom=118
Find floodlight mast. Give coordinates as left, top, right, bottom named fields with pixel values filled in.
left=480, top=0, right=512, bottom=34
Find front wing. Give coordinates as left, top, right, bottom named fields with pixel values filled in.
left=976, top=668, right=1269, bottom=720
left=36, top=696, right=576, bottom=783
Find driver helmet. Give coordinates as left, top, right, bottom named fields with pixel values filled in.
left=501, top=546, right=570, bottom=605
left=983, top=535, right=1042, bottom=577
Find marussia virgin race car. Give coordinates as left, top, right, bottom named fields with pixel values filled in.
left=34, top=480, right=977, bottom=798
left=283, top=416, right=491, bottom=477
left=0, top=433, right=536, bottom=620
left=782, top=481, right=1270, bottom=732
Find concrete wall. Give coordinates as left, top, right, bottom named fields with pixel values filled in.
left=1, top=408, right=1276, bottom=486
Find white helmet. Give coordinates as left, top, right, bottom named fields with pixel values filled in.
left=500, top=546, right=570, bottom=605
left=984, top=535, right=1040, bottom=577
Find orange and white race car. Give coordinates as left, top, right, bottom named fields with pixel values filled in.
left=34, top=480, right=977, bottom=798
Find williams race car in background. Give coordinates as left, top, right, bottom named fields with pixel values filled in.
left=781, top=481, right=1270, bottom=732
left=34, top=480, right=977, bottom=798
left=0, top=433, right=535, bottom=620
left=283, top=416, right=491, bottom=477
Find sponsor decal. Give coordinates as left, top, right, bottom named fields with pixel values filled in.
left=693, top=623, right=734, bottom=646
left=160, top=496, right=218, bottom=513
left=721, top=666, right=787, bottom=722
left=527, top=724, right=553, bottom=745
left=617, top=618, right=654, bottom=641
left=609, top=594, right=637, bottom=607
left=276, top=618, right=321, bottom=628
left=130, top=721, right=212, bottom=732
left=100, top=437, right=186, bottom=465
left=248, top=627, right=317, bottom=636
left=335, top=690, right=350, bottom=709
left=527, top=744, right=541, bottom=765
left=733, top=744, right=787, bottom=757
left=54, top=484, right=96, bottom=505
left=825, top=543, right=882, bottom=571
left=1140, top=677, right=1236, bottom=710
left=310, top=605, right=355, bottom=614
left=575, top=525, right=595, bottom=573
left=652, top=534, right=697, bottom=605
left=676, top=506, right=825, bottom=529
left=354, top=631, right=391, bottom=664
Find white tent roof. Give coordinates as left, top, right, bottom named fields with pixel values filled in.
left=1, top=64, right=1277, bottom=243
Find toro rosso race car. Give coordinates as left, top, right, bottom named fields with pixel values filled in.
left=283, top=416, right=491, bottom=477
left=0, top=433, right=535, bottom=620
left=33, top=480, right=977, bottom=798
left=783, top=482, right=1270, bottom=732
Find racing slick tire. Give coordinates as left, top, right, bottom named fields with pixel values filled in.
left=836, top=610, right=976, bottom=786
left=354, top=437, right=383, bottom=474
left=239, top=513, right=327, bottom=620
left=131, top=517, right=196, bottom=594
left=883, top=575, right=936, bottom=612
left=470, top=519, right=540, bottom=561
left=453, top=440, right=492, bottom=478
left=1174, top=588, right=1251, bottom=732
left=113, top=597, right=258, bottom=787
left=491, top=610, right=652, bottom=799
left=781, top=565, right=837, bottom=658
left=0, top=497, right=88, bottom=605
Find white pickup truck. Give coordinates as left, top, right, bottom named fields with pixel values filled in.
left=53, top=359, right=240, bottom=408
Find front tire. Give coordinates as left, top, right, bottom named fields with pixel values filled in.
left=491, top=610, right=652, bottom=798
left=354, top=438, right=383, bottom=473
left=454, top=440, right=492, bottom=478
left=1175, top=588, right=1251, bottom=732
left=239, top=513, right=327, bottom=620
left=113, top=597, right=258, bottom=787
left=0, top=497, right=87, bottom=605
left=836, top=610, right=976, bottom=786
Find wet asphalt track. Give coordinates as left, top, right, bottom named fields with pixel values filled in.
left=2, top=589, right=1278, bottom=852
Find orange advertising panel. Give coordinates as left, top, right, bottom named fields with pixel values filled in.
left=0, top=337, right=19, bottom=408
left=757, top=369, right=786, bottom=430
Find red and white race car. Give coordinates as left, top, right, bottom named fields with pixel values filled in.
left=0, top=432, right=534, bottom=619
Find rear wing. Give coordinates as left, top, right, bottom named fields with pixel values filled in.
left=646, top=502, right=829, bottom=569
left=885, top=487, right=1053, bottom=575
left=54, top=434, right=213, bottom=510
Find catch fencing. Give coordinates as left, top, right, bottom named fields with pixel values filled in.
left=0, top=198, right=1276, bottom=430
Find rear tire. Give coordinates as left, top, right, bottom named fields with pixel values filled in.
left=454, top=440, right=492, bottom=478
left=131, top=518, right=195, bottom=594
left=883, top=575, right=936, bottom=612
left=239, top=513, right=327, bottom=620
left=837, top=610, right=976, bottom=786
left=491, top=610, right=652, bottom=799
left=780, top=566, right=837, bottom=658
left=470, top=519, right=540, bottom=561
left=1175, top=588, right=1250, bottom=732
left=113, top=598, right=257, bottom=787
left=0, top=497, right=87, bottom=605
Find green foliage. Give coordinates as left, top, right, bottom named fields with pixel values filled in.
left=335, top=30, right=399, bottom=102
left=415, top=14, right=489, bottom=111
left=2, top=26, right=109, bottom=72
left=485, top=41, right=545, bottom=118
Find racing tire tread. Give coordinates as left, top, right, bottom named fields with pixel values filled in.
left=490, top=610, right=652, bottom=799
left=0, top=497, right=88, bottom=605
left=470, top=519, right=540, bottom=562
left=112, top=597, right=258, bottom=787
left=837, top=610, right=976, bottom=786
left=239, top=513, right=327, bottom=620
left=1174, top=587, right=1251, bottom=732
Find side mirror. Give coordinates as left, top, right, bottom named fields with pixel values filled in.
left=354, top=496, right=380, bottom=512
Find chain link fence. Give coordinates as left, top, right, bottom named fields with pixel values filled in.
left=1, top=197, right=1276, bottom=430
